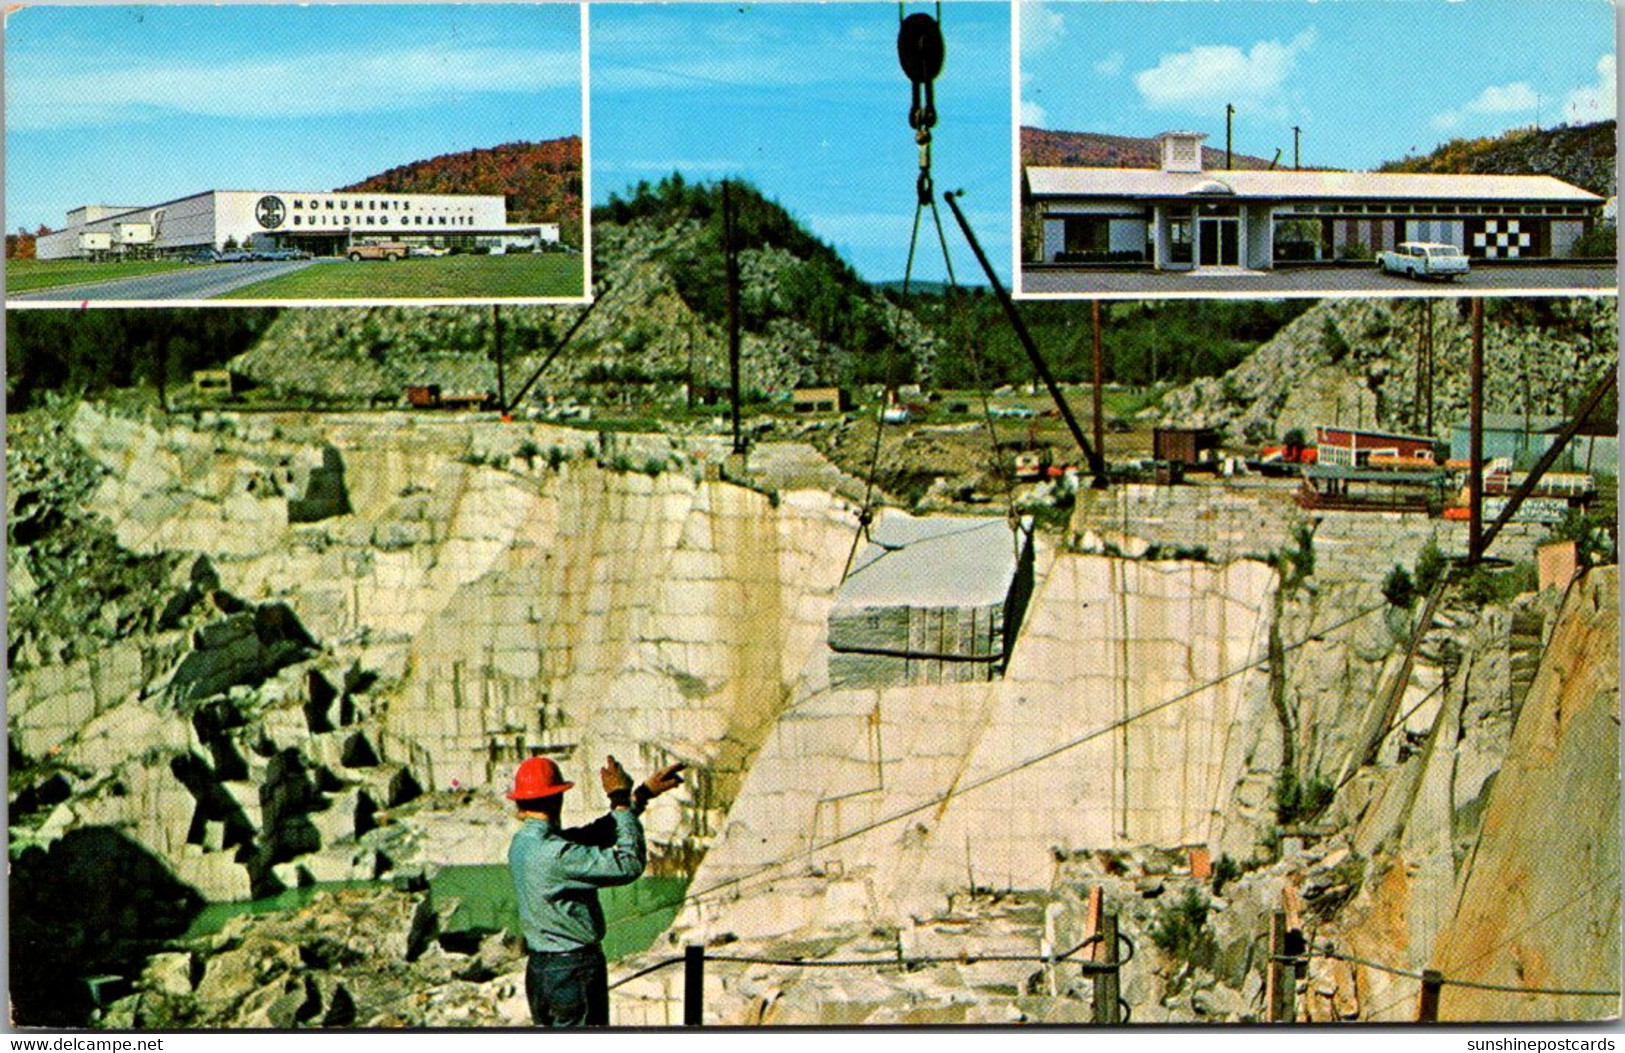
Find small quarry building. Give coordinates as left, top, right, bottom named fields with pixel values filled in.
left=1025, top=131, right=1605, bottom=272
left=35, top=190, right=562, bottom=260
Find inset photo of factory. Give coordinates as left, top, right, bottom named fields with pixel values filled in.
left=5, top=5, right=587, bottom=305
left=1017, top=0, right=1617, bottom=298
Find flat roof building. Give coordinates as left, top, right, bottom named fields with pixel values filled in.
left=36, top=189, right=561, bottom=261
left=1025, top=131, right=1605, bottom=273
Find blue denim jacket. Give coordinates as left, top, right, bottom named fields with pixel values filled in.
left=508, top=809, right=646, bottom=953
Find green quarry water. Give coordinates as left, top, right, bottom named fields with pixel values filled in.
left=432, top=865, right=689, bottom=961
left=184, top=880, right=377, bottom=939
left=183, top=869, right=688, bottom=961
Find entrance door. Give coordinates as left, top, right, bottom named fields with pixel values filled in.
left=1198, top=217, right=1240, bottom=266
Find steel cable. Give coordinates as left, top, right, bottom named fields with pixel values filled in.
left=610, top=599, right=1389, bottom=931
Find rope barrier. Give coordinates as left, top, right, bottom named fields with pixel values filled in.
left=610, top=931, right=1134, bottom=990
left=1282, top=946, right=1621, bottom=999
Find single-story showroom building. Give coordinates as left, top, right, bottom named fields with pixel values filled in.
left=35, top=190, right=562, bottom=260
left=1024, top=131, right=1605, bottom=272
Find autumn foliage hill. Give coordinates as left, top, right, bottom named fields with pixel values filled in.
left=339, top=136, right=583, bottom=246
left=1021, top=127, right=1278, bottom=170
left=1377, top=120, right=1616, bottom=197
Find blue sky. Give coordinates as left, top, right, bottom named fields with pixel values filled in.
left=1022, top=0, right=1616, bottom=171
left=592, top=3, right=1013, bottom=284
left=5, top=5, right=582, bottom=234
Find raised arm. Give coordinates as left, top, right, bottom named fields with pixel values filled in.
left=549, top=756, right=646, bottom=887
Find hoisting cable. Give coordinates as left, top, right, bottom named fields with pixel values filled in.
left=902, top=3, right=1022, bottom=559
left=839, top=4, right=951, bottom=579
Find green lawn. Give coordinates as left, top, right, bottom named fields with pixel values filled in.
left=6, top=258, right=194, bottom=293
left=220, top=253, right=584, bottom=300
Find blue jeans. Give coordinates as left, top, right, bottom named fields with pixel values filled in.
left=526, top=943, right=609, bottom=1026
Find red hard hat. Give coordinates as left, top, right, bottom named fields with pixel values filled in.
left=506, top=756, right=574, bottom=800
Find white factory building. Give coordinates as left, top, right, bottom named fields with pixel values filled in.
left=35, top=189, right=562, bottom=260
left=1024, top=131, right=1606, bottom=272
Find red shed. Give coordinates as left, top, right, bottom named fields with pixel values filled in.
left=1315, top=425, right=1435, bottom=468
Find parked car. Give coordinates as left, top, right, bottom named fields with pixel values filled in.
left=182, top=249, right=220, bottom=264
left=1377, top=242, right=1470, bottom=280
left=347, top=241, right=411, bottom=262
left=215, top=248, right=255, bottom=263
left=254, top=248, right=311, bottom=262
left=408, top=245, right=450, bottom=258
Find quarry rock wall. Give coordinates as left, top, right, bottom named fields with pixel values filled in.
left=41, top=406, right=863, bottom=878
left=1426, top=569, right=1618, bottom=1022
left=675, top=549, right=1281, bottom=939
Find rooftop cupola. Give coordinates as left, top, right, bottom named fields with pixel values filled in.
left=1155, top=131, right=1208, bottom=174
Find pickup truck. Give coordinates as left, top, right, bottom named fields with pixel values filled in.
left=1377, top=242, right=1470, bottom=281
left=347, top=241, right=410, bottom=262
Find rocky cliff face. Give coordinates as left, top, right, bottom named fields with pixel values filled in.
left=8, top=398, right=1616, bottom=1027
left=228, top=196, right=937, bottom=406
left=1158, top=297, right=1617, bottom=446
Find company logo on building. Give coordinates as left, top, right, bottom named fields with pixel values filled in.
left=255, top=196, right=287, bottom=229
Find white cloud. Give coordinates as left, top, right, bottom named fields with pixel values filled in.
left=1466, top=81, right=1540, bottom=114
left=1563, top=53, right=1617, bottom=124
left=1093, top=51, right=1126, bottom=78
left=1430, top=55, right=1616, bottom=133
left=1134, top=30, right=1315, bottom=113
left=1022, top=2, right=1065, bottom=54
left=1021, top=98, right=1050, bottom=127
left=8, top=45, right=580, bottom=131
left=1432, top=79, right=1536, bottom=129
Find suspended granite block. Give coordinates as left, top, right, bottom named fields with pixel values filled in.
left=828, top=512, right=1034, bottom=689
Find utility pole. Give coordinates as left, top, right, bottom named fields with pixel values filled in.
left=723, top=180, right=745, bottom=455
left=1413, top=300, right=1436, bottom=435
left=1226, top=104, right=1234, bottom=169
left=1292, top=125, right=1301, bottom=170
left=1092, top=300, right=1105, bottom=463
left=493, top=304, right=507, bottom=413
left=1467, top=298, right=1485, bottom=566
left=1423, top=300, right=1435, bottom=435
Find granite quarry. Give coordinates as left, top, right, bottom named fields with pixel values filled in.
left=7, top=312, right=1619, bottom=1026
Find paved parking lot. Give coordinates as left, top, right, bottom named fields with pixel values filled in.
left=1019, top=263, right=1618, bottom=299
left=9, top=259, right=322, bottom=303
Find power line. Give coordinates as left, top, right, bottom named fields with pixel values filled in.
left=691, top=600, right=1386, bottom=909
left=612, top=599, right=1387, bottom=931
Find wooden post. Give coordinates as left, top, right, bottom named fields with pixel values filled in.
left=683, top=944, right=705, bottom=1026
left=1267, top=910, right=1295, bottom=1022
left=1086, top=886, right=1104, bottom=961
left=1417, top=968, right=1444, bottom=1022
left=1092, top=911, right=1121, bottom=1024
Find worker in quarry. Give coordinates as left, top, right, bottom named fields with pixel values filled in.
left=507, top=753, right=686, bottom=1027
